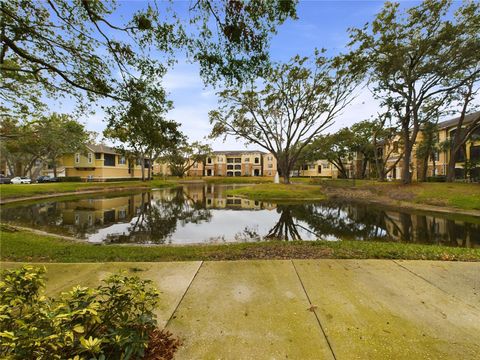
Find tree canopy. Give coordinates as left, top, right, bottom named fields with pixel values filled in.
left=348, top=0, right=480, bottom=183
left=210, top=51, right=359, bottom=183
left=1, top=0, right=297, bottom=118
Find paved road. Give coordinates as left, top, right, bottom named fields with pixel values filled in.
left=2, top=260, right=479, bottom=359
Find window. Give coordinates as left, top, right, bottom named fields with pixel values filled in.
left=75, top=153, right=80, bottom=164
left=393, top=141, right=399, bottom=153
left=318, top=165, right=322, bottom=174
left=95, top=153, right=101, bottom=160
left=119, top=156, right=126, bottom=165
left=245, top=158, right=250, bottom=162
left=227, top=171, right=233, bottom=176
left=104, top=154, right=116, bottom=166
left=235, top=171, right=241, bottom=176
left=454, top=147, right=466, bottom=163
left=254, top=157, right=259, bottom=164
left=217, top=157, right=223, bottom=162
left=309, top=165, right=315, bottom=170
left=227, top=158, right=234, bottom=163
left=87, top=153, right=93, bottom=164
left=234, top=165, right=241, bottom=170
left=470, top=145, right=480, bottom=162
left=207, top=157, right=212, bottom=164
left=234, top=157, right=241, bottom=163
left=227, top=165, right=234, bottom=170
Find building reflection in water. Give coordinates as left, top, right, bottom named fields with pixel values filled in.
left=1, top=184, right=478, bottom=247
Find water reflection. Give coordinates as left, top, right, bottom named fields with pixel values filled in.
left=1, top=184, right=478, bottom=247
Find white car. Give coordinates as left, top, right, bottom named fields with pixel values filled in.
left=11, top=176, right=32, bottom=184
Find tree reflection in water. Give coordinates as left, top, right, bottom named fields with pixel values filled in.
left=1, top=185, right=479, bottom=247
left=105, top=188, right=212, bottom=244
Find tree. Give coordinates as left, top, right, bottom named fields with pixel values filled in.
left=416, top=121, right=440, bottom=182
left=1, top=0, right=297, bottom=118
left=348, top=0, right=480, bottom=184
left=445, top=77, right=480, bottom=182
left=304, top=130, right=355, bottom=179
left=349, top=120, right=378, bottom=179
left=210, top=52, right=358, bottom=183
left=36, top=113, right=90, bottom=177
left=0, top=118, right=42, bottom=176
left=162, top=140, right=211, bottom=178
left=104, top=78, right=181, bottom=181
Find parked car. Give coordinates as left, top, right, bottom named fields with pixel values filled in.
left=11, top=176, right=32, bottom=184
left=0, top=175, right=12, bottom=184
left=37, top=176, right=59, bottom=183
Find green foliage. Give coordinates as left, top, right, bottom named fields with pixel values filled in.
left=0, top=266, right=160, bottom=359
left=161, top=140, right=211, bottom=177
left=1, top=0, right=297, bottom=118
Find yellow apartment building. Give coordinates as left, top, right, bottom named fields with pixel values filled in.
left=44, top=144, right=149, bottom=181
left=379, top=111, right=480, bottom=180
left=297, top=159, right=339, bottom=178
left=424, top=111, right=480, bottom=179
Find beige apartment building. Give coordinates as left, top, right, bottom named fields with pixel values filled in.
left=379, top=111, right=480, bottom=181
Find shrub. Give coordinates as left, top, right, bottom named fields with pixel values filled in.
left=0, top=266, right=180, bottom=360
left=427, top=176, right=446, bottom=182
left=58, top=176, right=82, bottom=182
left=104, top=177, right=143, bottom=182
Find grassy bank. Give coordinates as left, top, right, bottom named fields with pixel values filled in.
left=1, top=229, right=479, bottom=262
left=225, top=183, right=326, bottom=201
left=314, top=180, right=480, bottom=211
left=0, top=179, right=177, bottom=201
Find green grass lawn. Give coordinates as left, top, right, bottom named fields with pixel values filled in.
left=0, top=179, right=177, bottom=200
left=2, top=228, right=478, bottom=262
left=225, top=183, right=326, bottom=201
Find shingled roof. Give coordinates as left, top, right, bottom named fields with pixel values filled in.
left=438, top=111, right=480, bottom=130
left=85, top=144, right=118, bottom=155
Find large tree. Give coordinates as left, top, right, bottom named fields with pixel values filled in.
left=161, top=140, right=212, bottom=178
left=304, top=130, right=355, bottom=179
left=210, top=52, right=358, bottom=183
left=1, top=0, right=297, bottom=118
left=36, top=113, right=90, bottom=177
left=104, top=78, right=181, bottom=181
left=348, top=0, right=480, bottom=184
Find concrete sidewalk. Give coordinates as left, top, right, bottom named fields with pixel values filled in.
left=2, top=260, right=479, bottom=359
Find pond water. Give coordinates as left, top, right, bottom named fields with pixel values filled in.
left=1, top=184, right=479, bottom=247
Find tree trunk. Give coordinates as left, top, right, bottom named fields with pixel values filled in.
left=446, top=146, right=459, bottom=182
left=401, top=128, right=412, bottom=184
left=141, top=154, right=145, bottom=181
left=418, top=155, right=428, bottom=182
left=53, top=164, right=57, bottom=178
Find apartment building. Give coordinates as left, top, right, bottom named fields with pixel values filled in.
left=425, top=111, right=480, bottom=179
left=297, top=159, right=340, bottom=178
left=377, top=111, right=480, bottom=181
left=204, top=151, right=265, bottom=177
left=43, top=144, right=149, bottom=181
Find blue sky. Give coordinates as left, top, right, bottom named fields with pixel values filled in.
left=78, top=1, right=421, bottom=149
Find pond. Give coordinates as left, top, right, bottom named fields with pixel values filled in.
left=1, top=184, right=479, bottom=247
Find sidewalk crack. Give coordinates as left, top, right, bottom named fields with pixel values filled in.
left=164, top=260, right=204, bottom=329
left=291, top=260, right=337, bottom=360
